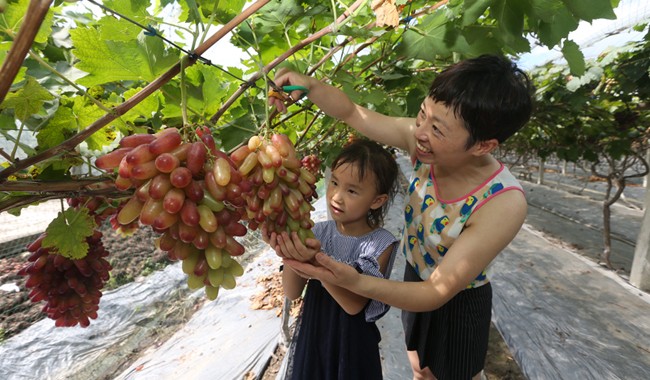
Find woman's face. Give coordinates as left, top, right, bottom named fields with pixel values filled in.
left=413, top=97, right=472, bottom=166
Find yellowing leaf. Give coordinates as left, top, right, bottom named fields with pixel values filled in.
left=42, top=208, right=96, bottom=259
left=372, top=0, right=400, bottom=28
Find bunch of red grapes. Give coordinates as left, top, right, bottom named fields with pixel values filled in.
left=18, top=195, right=118, bottom=327
left=95, top=127, right=251, bottom=300
left=231, top=134, right=318, bottom=243
left=18, top=231, right=111, bottom=327
left=300, top=154, right=322, bottom=179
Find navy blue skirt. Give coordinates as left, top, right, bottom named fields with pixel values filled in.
left=402, top=263, right=492, bottom=380
left=287, top=279, right=383, bottom=380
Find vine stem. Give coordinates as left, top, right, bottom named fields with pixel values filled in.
left=209, top=0, right=367, bottom=125
left=10, top=120, right=26, bottom=159
left=0, top=0, right=53, bottom=104
left=0, top=0, right=271, bottom=181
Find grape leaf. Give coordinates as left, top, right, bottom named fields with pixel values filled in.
left=71, top=25, right=178, bottom=87
left=42, top=207, right=96, bottom=259
left=561, top=0, right=616, bottom=22
left=0, top=0, right=53, bottom=44
left=198, top=66, right=229, bottom=116
left=122, top=87, right=161, bottom=124
left=462, top=0, right=491, bottom=26
left=562, top=39, right=586, bottom=77
left=71, top=97, right=115, bottom=151
left=1, top=77, right=54, bottom=121
left=36, top=106, right=77, bottom=150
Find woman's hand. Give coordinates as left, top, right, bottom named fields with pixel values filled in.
left=268, top=69, right=311, bottom=113
left=283, top=252, right=360, bottom=290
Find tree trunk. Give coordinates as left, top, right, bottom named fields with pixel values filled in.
left=643, top=147, right=650, bottom=189
left=537, top=158, right=545, bottom=185
left=630, top=185, right=650, bottom=291
left=602, top=177, right=613, bottom=268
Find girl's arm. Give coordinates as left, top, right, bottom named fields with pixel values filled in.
left=282, top=265, right=308, bottom=300
left=261, top=227, right=310, bottom=300
left=270, top=69, right=418, bottom=155
left=285, top=191, right=527, bottom=312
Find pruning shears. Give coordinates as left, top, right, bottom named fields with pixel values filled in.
left=267, top=78, right=309, bottom=103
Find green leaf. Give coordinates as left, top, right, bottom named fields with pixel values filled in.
left=104, top=0, right=150, bottom=17
left=0, top=0, right=53, bottom=44
left=562, top=40, right=585, bottom=76
left=527, top=0, right=566, bottom=23
left=71, top=26, right=178, bottom=87
left=219, top=122, right=257, bottom=152
left=1, top=77, right=54, bottom=121
left=42, top=207, right=96, bottom=259
left=37, top=106, right=77, bottom=150
left=561, top=0, right=616, bottom=22
left=536, top=6, right=579, bottom=47
left=462, top=0, right=491, bottom=26
left=566, top=65, right=603, bottom=91
left=214, top=0, right=246, bottom=22
left=0, top=42, right=26, bottom=84
left=122, top=87, right=161, bottom=123
left=197, top=66, right=229, bottom=116
left=396, top=12, right=454, bottom=61
left=96, top=14, right=143, bottom=42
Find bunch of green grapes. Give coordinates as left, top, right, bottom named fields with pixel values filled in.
left=96, top=127, right=248, bottom=300
left=231, top=133, right=318, bottom=243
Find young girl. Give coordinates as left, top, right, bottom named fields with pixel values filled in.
left=264, top=139, right=400, bottom=379
left=270, top=54, right=534, bottom=380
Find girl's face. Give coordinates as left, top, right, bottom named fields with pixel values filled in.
left=414, top=97, right=473, bottom=166
left=326, top=162, right=386, bottom=236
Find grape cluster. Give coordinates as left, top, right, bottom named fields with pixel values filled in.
left=18, top=231, right=111, bottom=327
left=96, top=127, right=250, bottom=300
left=66, top=194, right=116, bottom=226
left=300, top=154, right=322, bottom=179
left=232, top=134, right=318, bottom=243
left=17, top=195, right=118, bottom=327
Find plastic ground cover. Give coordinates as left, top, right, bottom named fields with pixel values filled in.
left=1, top=154, right=648, bottom=379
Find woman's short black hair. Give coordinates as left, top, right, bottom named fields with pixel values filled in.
left=428, top=54, right=534, bottom=149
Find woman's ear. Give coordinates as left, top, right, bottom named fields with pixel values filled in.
left=472, top=139, right=499, bottom=156
left=370, top=194, right=389, bottom=210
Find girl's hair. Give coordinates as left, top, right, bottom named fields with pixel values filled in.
left=331, top=139, right=399, bottom=228
left=428, top=54, right=534, bottom=149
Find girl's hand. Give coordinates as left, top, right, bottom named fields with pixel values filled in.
left=261, top=224, right=284, bottom=258
left=284, top=252, right=359, bottom=289
left=276, top=231, right=321, bottom=262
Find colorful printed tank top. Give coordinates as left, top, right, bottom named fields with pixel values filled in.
left=399, top=159, right=524, bottom=288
